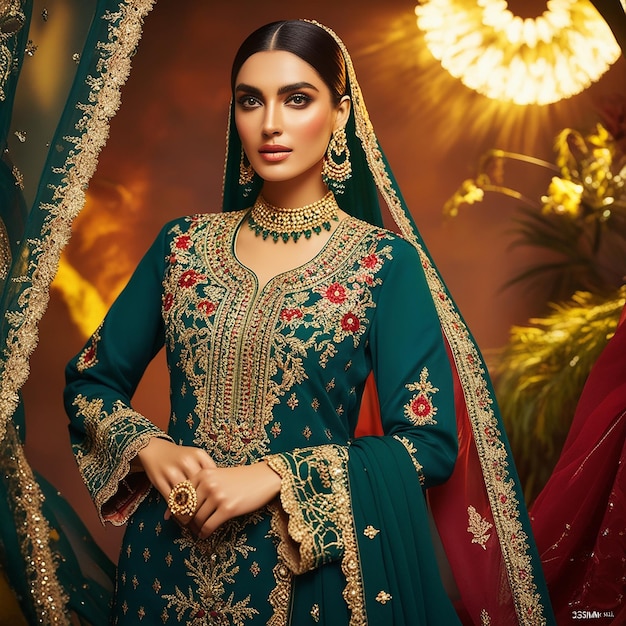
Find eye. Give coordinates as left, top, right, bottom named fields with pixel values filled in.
left=236, top=95, right=261, bottom=109
left=286, top=93, right=312, bottom=107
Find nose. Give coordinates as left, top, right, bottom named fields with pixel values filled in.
left=262, top=102, right=282, bottom=137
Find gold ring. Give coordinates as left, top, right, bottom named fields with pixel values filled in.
left=167, top=480, right=197, bottom=516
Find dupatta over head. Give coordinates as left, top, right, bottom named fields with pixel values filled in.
left=223, top=20, right=555, bottom=626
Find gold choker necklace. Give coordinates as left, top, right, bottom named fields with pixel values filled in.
left=248, top=192, right=339, bottom=243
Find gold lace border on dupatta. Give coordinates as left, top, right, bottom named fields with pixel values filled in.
left=0, top=2, right=156, bottom=623
left=310, top=19, right=547, bottom=626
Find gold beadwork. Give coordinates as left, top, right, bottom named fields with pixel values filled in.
left=239, top=148, right=255, bottom=187
left=376, top=590, right=392, bottom=605
left=248, top=191, right=339, bottom=243
left=322, top=125, right=351, bottom=193
left=167, top=480, right=197, bottom=516
left=363, top=525, right=380, bottom=539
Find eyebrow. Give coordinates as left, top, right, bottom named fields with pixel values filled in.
left=235, top=81, right=320, bottom=96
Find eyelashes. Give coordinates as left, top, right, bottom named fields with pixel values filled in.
left=236, top=92, right=313, bottom=110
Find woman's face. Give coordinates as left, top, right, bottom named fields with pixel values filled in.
left=234, top=50, right=349, bottom=187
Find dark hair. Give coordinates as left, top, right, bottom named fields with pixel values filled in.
left=230, top=20, right=347, bottom=105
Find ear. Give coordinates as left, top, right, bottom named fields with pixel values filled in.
left=333, top=95, right=351, bottom=131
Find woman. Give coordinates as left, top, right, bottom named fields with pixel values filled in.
left=64, top=20, right=554, bottom=625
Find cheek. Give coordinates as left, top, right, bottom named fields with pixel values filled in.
left=296, top=110, right=333, bottom=142
left=234, top=114, right=253, bottom=148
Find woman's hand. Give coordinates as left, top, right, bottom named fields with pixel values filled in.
left=135, top=437, right=216, bottom=510
left=189, top=462, right=282, bottom=538
left=135, top=438, right=281, bottom=537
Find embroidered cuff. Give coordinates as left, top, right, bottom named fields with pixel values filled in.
left=71, top=394, right=172, bottom=524
left=265, top=444, right=352, bottom=574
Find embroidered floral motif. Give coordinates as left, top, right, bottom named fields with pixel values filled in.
left=162, top=515, right=262, bottom=624
left=324, top=282, right=348, bottom=304
left=376, top=591, right=392, bottom=604
left=197, top=300, right=216, bottom=316
left=174, top=233, right=192, bottom=250
left=468, top=506, right=493, bottom=550
left=341, top=312, right=360, bottom=333
left=310, top=604, right=320, bottom=622
left=76, top=324, right=102, bottom=372
left=178, top=268, right=205, bottom=288
left=280, top=307, right=303, bottom=322
left=363, top=526, right=380, bottom=539
left=403, top=368, right=439, bottom=426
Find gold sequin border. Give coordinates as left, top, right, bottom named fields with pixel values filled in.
left=0, top=2, right=156, bottom=623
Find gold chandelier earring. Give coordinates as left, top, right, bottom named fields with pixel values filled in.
left=239, top=148, right=255, bottom=189
left=322, top=126, right=351, bottom=194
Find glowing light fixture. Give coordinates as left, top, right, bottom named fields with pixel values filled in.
left=415, top=0, right=622, bottom=105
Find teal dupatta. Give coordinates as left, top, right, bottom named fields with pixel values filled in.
left=0, top=1, right=154, bottom=623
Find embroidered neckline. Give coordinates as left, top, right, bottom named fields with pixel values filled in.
left=228, top=212, right=361, bottom=293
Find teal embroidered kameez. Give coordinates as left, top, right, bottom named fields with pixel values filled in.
left=65, top=210, right=463, bottom=625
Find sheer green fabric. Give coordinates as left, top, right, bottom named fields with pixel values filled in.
left=0, top=1, right=155, bottom=623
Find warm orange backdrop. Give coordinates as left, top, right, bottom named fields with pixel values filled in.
left=19, top=1, right=626, bottom=561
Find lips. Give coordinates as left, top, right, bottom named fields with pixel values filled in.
left=259, top=144, right=292, bottom=162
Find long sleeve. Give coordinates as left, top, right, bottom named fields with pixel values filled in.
left=64, top=223, right=173, bottom=525
left=265, top=238, right=458, bottom=576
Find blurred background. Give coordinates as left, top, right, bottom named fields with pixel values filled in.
left=7, top=0, right=626, bottom=561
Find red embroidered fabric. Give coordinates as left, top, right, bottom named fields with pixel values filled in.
left=529, top=306, right=626, bottom=625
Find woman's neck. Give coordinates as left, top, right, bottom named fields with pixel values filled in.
left=260, top=177, right=329, bottom=210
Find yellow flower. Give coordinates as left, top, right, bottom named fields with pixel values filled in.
left=443, top=178, right=485, bottom=217
left=542, top=176, right=583, bottom=217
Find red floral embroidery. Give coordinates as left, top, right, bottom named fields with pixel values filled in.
left=179, top=269, right=204, bottom=288
left=341, top=312, right=360, bottom=333
left=76, top=326, right=102, bottom=372
left=325, top=282, right=347, bottom=304
left=175, top=234, right=192, bottom=250
left=197, top=300, right=216, bottom=316
left=404, top=368, right=439, bottom=426
left=280, top=308, right=303, bottom=322
left=80, top=346, right=96, bottom=368
left=360, top=253, right=379, bottom=269
left=410, top=394, right=432, bottom=419
left=163, top=293, right=174, bottom=311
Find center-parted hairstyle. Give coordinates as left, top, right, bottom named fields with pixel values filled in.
left=230, top=20, right=347, bottom=105
left=223, top=20, right=383, bottom=226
